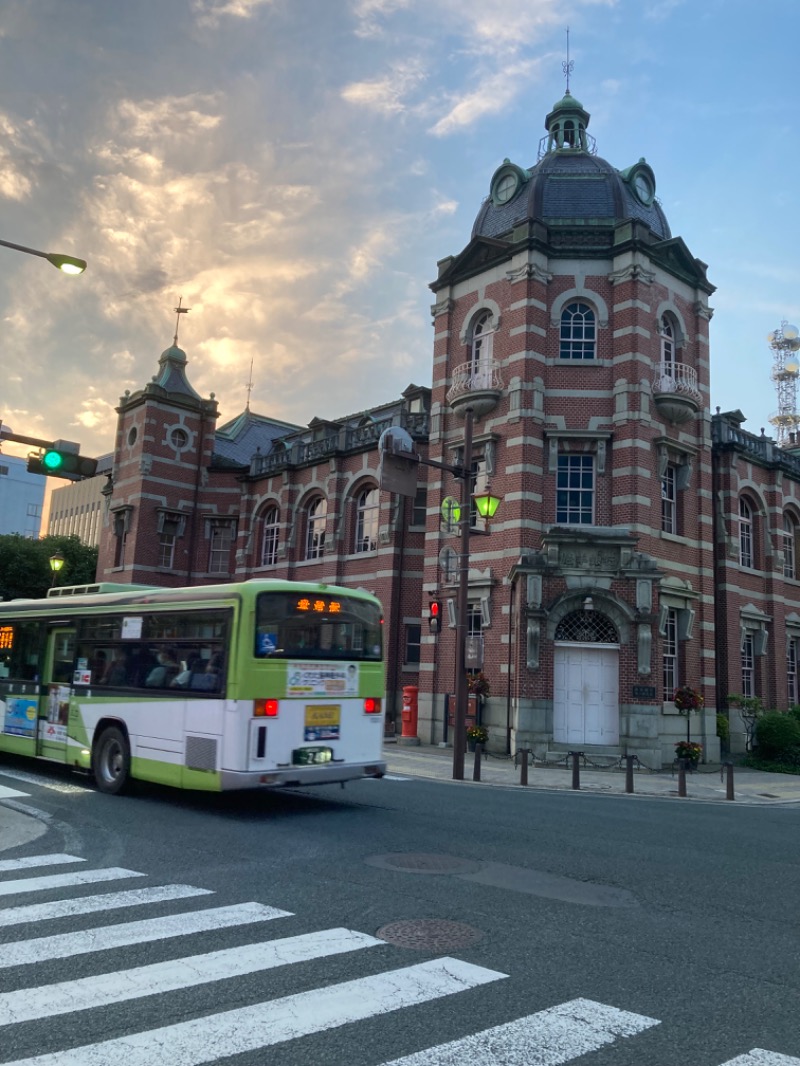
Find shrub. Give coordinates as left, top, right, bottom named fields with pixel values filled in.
left=755, top=712, right=800, bottom=758
left=788, top=706, right=800, bottom=728
left=716, top=713, right=730, bottom=744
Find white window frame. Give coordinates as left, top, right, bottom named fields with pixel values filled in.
left=661, top=464, right=677, bottom=534
left=788, top=636, right=799, bottom=706
left=739, top=498, right=753, bottom=568
left=559, top=302, right=596, bottom=360
left=741, top=631, right=754, bottom=697
left=556, top=454, right=594, bottom=524
left=783, top=513, right=796, bottom=580
left=261, top=505, right=280, bottom=567
left=355, top=487, right=379, bottom=553
left=305, top=497, right=327, bottom=560
left=208, top=519, right=235, bottom=575
left=662, top=607, right=679, bottom=701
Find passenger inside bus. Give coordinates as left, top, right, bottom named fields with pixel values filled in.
left=145, top=649, right=180, bottom=688
left=103, top=649, right=129, bottom=687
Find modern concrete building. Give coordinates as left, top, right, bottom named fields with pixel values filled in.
left=0, top=454, right=46, bottom=538
left=47, top=454, right=113, bottom=547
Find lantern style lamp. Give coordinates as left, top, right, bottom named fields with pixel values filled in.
left=472, top=485, right=501, bottom=524
left=49, top=551, right=66, bottom=587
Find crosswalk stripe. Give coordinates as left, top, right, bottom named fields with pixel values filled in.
left=0, top=770, right=87, bottom=794
left=0, top=867, right=144, bottom=898
left=0, top=854, right=85, bottom=874
left=0, top=785, right=30, bottom=799
left=0, top=927, right=383, bottom=1025
left=380, top=996, right=659, bottom=1065
left=0, top=884, right=213, bottom=928
left=0, top=957, right=506, bottom=1066
left=719, top=1053, right=800, bottom=1064
left=0, top=901, right=292, bottom=969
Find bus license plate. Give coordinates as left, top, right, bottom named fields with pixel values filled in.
left=292, top=745, right=334, bottom=766
left=304, top=704, right=340, bottom=741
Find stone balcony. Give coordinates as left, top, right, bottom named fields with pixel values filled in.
left=652, top=361, right=702, bottom=424
left=446, top=359, right=504, bottom=417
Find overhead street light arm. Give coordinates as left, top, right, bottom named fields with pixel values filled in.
left=0, top=237, right=86, bottom=275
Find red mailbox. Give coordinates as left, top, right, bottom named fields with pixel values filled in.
left=401, top=685, right=419, bottom=740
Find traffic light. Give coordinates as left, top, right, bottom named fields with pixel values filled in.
left=429, top=597, right=442, bottom=634
left=27, top=446, right=98, bottom=481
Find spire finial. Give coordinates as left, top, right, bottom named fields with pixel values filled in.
left=562, top=26, right=573, bottom=93
left=245, top=355, right=254, bottom=411
left=173, top=296, right=190, bottom=345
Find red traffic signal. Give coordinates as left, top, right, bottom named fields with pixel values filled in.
left=429, top=597, right=442, bottom=634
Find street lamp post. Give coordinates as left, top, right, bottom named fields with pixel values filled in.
left=451, top=407, right=474, bottom=781
left=49, top=552, right=65, bottom=588
left=0, top=237, right=86, bottom=275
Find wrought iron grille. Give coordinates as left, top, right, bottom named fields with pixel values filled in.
left=554, top=610, right=618, bottom=644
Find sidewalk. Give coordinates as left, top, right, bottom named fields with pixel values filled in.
left=383, top=741, right=800, bottom=806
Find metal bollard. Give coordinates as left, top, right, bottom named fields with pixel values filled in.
left=520, top=748, right=529, bottom=787
left=570, top=751, right=581, bottom=790
left=677, top=758, right=687, bottom=797
left=725, top=761, right=735, bottom=801
left=472, top=743, right=482, bottom=782
left=625, top=754, right=635, bottom=794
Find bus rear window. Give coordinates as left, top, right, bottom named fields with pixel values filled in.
left=255, top=592, right=382, bottom=661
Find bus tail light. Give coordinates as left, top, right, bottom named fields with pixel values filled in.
left=363, top=697, right=381, bottom=714
left=255, top=699, right=279, bottom=717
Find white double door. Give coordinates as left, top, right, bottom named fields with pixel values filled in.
left=553, top=644, right=619, bottom=746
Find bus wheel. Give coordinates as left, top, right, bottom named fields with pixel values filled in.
left=92, top=727, right=130, bottom=795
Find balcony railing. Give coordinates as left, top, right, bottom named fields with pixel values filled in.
left=446, top=359, right=504, bottom=410
left=652, top=361, right=702, bottom=406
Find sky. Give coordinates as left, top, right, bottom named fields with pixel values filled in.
left=1, top=0, right=800, bottom=469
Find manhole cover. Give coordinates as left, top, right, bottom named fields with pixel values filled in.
left=376, top=919, right=483, bottom=951
left=365, top=852, right=482, bottom=875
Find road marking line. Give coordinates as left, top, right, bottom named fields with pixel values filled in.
left=719, top=1053, right=800, bottom=1064
left=0, top=901, right=292, bottom=969
left=0, top=927, right=382, bottom=1024
left=381, top=997, right=659, bottom=1065
left=0, top=769, right=87, bottom=794
left=0, top=785, right=30, bottom=799
left=0, top=854, right=85, bottom=874
left=382, top=775, right=411, bottom=781
left=0, top=867, right=144, bottom=898
left=0, top=957, right=506, bottom=1065
left=0, top=884, right=212, bottom=927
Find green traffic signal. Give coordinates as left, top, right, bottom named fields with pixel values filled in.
left=42, top=450, right=65, bottom=472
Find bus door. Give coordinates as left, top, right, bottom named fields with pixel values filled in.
left=37, top=626, right=76, bottom=761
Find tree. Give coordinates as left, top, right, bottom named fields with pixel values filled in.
left=0, top=534, right=98, bottom=601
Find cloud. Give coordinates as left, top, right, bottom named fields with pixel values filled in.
left=429, top=60, right=538, bottom=136
left=190, top=0, right=275, bottom=28
left=341, top=59, right=427, bottom=116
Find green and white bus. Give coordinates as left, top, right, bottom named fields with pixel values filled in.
left=0, top=579, right=386, bottom=795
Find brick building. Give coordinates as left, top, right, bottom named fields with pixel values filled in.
left=95, top=88, right=800, bottom=764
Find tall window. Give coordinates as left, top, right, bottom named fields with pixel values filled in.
left=468, top=602, right=483, bottom=638
left=404, top=624, right=421, bottom=665
left=411, top=485, right=427, bottom=527
left=113, top=511, right=129, bottom=568
left=469, top=452, right=489, bottom=531
left=355, top=487, right=379, bottom=553
left=208, top=520, right=235, bottom=575
left=305, top=497, right=327, bottom=560
left=158, top=516, right=181, bottom=569
left=661, top=464, right=677, bottom=534
left=556, top=454, right=594, bottom=524
left=662, top=607, right=679, bottom=701
left=739, top=498, right=753, bottom=568
left=788, top=637, right=799, bottom=706
left=659, top=316, right=676, bottom=371
left=783, top=513, right=797, bottom=579
left=559, top=302, right=596, bottom=360
left=741, top=632, right=754, bottom=697
left=261, top=506, right=280, bottom=567
left=470, top=311, right=494, bottom=383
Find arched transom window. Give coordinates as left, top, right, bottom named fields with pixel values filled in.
left=554, top=610, right=618, bottom=643
left=559, top=302, right=596, bottom=360
left=355, top=487, right=379, bottom=553
left=660, top=316, right=676, bottom=370
left=739, top=498, right=754, bottom=569
left=470, top=311, right=494, bottom=380
left=260, top=505, right=279, bottom=567
left=305, top=497, right=327, bottom=560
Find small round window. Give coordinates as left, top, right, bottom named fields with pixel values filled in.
left=127, top=427, right=138, bottom=447
left=170, top=427, right=188, bottom=450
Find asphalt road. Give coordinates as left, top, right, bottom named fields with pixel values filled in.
left=1, top=757, right=799, bottom=1066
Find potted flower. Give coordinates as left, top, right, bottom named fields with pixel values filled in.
left=467, top=673, right=490, bottom=698
left=675, top=740, right=702, bottom=768
left=673, top=685, right=704, bottom=743
left=466, top=724, right=488, bottom=751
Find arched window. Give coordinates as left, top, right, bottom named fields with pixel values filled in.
left=470, top=311, right=494, bottom=385
left=260, top=505, right=279, bottom=567
left=659, top=316, right=675, bottom=371
left=305, top=497, right=327, bottom=560
left=355, top=487, right=379, bottom=553
left=554, top=610, right=618, bottom=643
left=559, top=302, right=596, bottom=360
left=739, top=498, right=753, bottom=568
left=783, top=513, right=798, bottom=579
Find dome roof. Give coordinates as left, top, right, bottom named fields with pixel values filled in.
left=472, top=94, right=671, bottom=243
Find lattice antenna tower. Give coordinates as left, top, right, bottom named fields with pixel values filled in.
left=768, top=321, right=800, bottom=447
